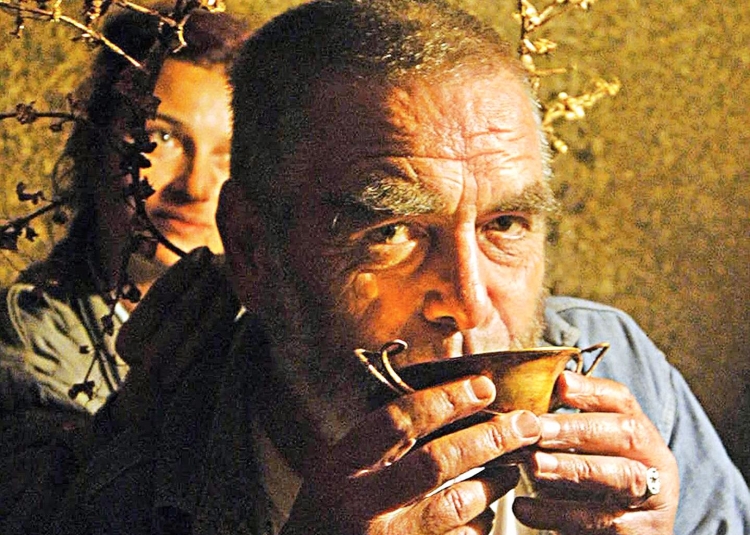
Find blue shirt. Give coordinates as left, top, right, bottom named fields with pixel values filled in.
left=544, top=296, right=750, bottom=535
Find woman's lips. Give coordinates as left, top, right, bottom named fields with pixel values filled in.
left=149, top=208, right=215, bottom=235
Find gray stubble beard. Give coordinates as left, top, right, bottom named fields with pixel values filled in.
left=253, top=254, right=550, bottom=450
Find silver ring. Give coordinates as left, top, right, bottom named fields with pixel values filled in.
left=622, top=467, right=661, bottom=509
left=643, top=467, right=661, bottom=500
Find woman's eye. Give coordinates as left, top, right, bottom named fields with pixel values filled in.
left=484, top=215, right=529, bottom=240
left=153, top=131, right=171, bottom=143
left=148, top=129, right=177, bottom=148
left=146, top=128, right=184, bottom=160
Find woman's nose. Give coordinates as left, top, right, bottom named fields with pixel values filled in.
left=167, top=149, right=228, bottom=203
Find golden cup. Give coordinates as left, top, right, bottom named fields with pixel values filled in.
left=355, top=341, right=609, bottom=415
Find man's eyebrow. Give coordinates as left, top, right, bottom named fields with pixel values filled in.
left=488, top=181, right=560, bottom=216
left=323, top=173, right=559, bottom=233
left=325, top=171, right=445, bottom=218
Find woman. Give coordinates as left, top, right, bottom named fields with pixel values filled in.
left=0, top=6, right=250, bottom=414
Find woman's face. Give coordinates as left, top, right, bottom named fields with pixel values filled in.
left=140, top=58, right=232, bottom=265
left=100, top=58, right=233, bottom=270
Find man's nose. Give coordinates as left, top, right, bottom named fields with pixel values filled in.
left=420, top=229, right=494, bottom=332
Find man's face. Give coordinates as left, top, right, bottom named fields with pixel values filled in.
left=235, top=67, right=554, bottom=447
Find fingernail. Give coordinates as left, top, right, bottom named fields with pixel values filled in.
left=539, top=415, right=561, bottom=439
left=469, top=376, right=495, bottom=401
left=512, top=410, right=541, bottom=439
left=533, top=451, right=558, bottom=474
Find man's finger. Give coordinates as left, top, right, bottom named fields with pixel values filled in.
left=512, top=496, right=622, bottom=533
left=529, top=451, right=653, bottom=504
left=444, top=507, right=497, bottom=535
left=330, top=376, right=498, bottom=473
left=387, top=467, right=518, bottom=535
left=555, top=371, right=642, bottom=415
left=352, top=412, right=539, bottom=513
left=538, top=412, right=661, bottom=462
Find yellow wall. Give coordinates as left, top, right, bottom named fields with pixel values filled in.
left=1, top=0, right=747, bottom=477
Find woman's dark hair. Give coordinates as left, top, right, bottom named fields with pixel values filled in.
left=59, top=5, right=250, bottom=222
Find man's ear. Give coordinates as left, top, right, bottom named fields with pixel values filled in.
left=217, top=179, right=264, bottom=309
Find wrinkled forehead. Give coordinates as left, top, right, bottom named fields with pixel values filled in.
left=290, top=66, right=544, bottom=196
left=311, top=67, right=535, bottom=146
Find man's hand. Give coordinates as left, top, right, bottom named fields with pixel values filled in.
left=514, top=371, right=679, bottom=534
left=281, top=376, right=542, bottom=535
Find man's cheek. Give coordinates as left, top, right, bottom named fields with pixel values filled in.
left=353, top=273, right=380, bottom=302
left=337, top=272, right=380, bottom=318
left=339, top=272, right=411, bottom=342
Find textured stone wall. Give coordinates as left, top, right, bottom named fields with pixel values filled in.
left=1, top=0, right=747, bottom=478
left=533, top=0, right=750, bottom=478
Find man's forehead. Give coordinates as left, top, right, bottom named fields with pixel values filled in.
left=306, top=67, right=537, bottom=159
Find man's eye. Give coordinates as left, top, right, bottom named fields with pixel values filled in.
left=366, top=223, right=413, bottom=245
left=483, top=215, right=529, bottom=240
left=356, top=222, right=427, bottom=270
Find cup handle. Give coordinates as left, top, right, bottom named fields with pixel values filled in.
left=354, top=340, right=413, bottom=395
left=552, top=342, right=611, bottom=412
left=573, top=342, right=610, bottom=376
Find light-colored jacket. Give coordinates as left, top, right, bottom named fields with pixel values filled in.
left=0, top=237, right=128, bottom=414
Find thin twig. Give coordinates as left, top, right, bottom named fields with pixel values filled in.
left=1, top=196, right=68, bottom=231
left=0, top=1, right=144, bottom=69
left=113, top=0, right=179, bottom=27
left=0, top=110, right=76, bottom=122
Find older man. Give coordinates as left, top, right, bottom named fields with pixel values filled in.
left=18, top=1, right=748, bottom=534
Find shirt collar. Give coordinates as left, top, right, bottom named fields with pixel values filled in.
left=543, top=298, right=581, bottom=347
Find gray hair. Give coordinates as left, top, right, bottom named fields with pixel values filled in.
left=229, top=0, right=550, bottom=230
